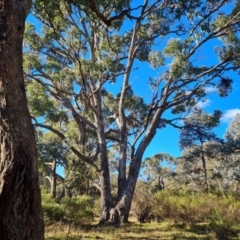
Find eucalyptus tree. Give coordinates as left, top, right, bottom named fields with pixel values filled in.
left=143, top=153, right=174, bottom=192
left=212, top=114, right=240, bottom=192
left=225, top=113, right=240, bottom=151
left=225, top=114, right=240, bottom=189
left=179, top=108, right=222, bottom=191
left=37, top=131, right=68, bottom=198
left=64, top=149, right=99, bottom=197
left=0, top=0, right=44, bottom=238
left=24, top=0, right=240, bottom=223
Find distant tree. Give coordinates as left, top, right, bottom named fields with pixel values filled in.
left=64, top=152, right=99, bottom=198
left=213, top=114, right=240, bottom=192
left=37, top=131, right=68, bottom=198
left=24, top=0, right=240, bottom=223
left=179, top=108, right=222, bottom=191
left=36, top=124, right=99, bottom=198
left=225, top=113, right=240, bottom=151
left=0, top=0, right=44, bottom=238
left=143, top=153, right=174, bottom=192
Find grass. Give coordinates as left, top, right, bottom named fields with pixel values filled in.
left=43, top=192, right=240, bottom=239
left=45, top=218, right=216, bottom=240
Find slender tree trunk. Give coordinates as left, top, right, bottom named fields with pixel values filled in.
left=51, top=159, right=57, bottom=198
left=0, top=0, right=44, bottom=239
left=160, top=176, right=165, bottom=190
left=201, top=150, right=208, bottom=192
left=117, top=114, right=127, bottom=202
left=94, top=91, right=113, bottom=224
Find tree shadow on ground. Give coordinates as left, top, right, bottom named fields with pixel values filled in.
left=45, top=221, right=214, bottom=240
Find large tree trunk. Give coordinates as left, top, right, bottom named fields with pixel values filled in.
left=99, top=154, right=143, bottom=224
left=98, top=110, right=161, bottom=224
left=98, top=144, right=113, bottom=223
left=0, top=0, right=44, bottom=239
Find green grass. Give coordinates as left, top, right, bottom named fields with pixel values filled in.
left=43, top=192, right=240, bottom=239
left=45, top=218, right=216, bottom=240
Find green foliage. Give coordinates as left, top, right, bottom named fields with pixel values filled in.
left=27, top=81, right=68, bottom=123
left=179, top=108, right=221, bottom=149
left=25, top=0, right=240, bottom=223
left=209, top=196, right=240, bottom=240
left=42, top=203, right=65, bottom=222
left=42, top=193, right=65, bottom=221
left=225, top=113, right=240, bottom=148
left=131, top=182, right=153, bottom=223
left=152, top=190, right=240, bottom=239
left=143, top=153, right=174, bottom=193
left=164, top=38, right=182, bottom=57
left=148, top=51, right=165, bottom=68
left=152, top=191, right=209, bottom=224
left=61, top=195, right=94, bottom=225
left=42, top=193, right=94, bottom=225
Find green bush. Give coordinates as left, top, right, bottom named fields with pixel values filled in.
left=131, top=182, right=153, bottom=223
left=41, top=193, right=65, bottom=221
left=209, top=196, right=240, bottom=240
left=152, top=191, right=210, bottom=224
left=152, top=191, right=240, bottom=238
left=42, top=192, right=95, bottom=225
left=42, top=202, right=65, bottom=221
left=61, top=195, right=94, bottom=225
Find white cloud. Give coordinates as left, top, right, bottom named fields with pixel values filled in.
left=221, top=109, right=240, bottom=122
left=205, top=86, right=217, bottom=93
left=196, top=99, right=211, bottom=109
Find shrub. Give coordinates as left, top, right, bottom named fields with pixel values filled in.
left=42, top=192, right=65, bottom=221
left=209, top=196, right=240, bottom=240
left=42, top=202, right=65, bottom=221
left=131, top=182, right=153, bottom=223
left=152, top=191, right=212, bottom=224
left=153, top=190, right=240, bottom=238
left=61, top=195, right=94, bottom=225
left=41, top=192, right=95, bottom=225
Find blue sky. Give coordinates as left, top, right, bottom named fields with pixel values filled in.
left=130, top=57, right=240, bottom=159
left=101, top=1, right=240, bottom=159
left=105, top=40, right=240, bottom=159
left=26, top=1, right=240, bottom=162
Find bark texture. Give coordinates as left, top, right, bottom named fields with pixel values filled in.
left=0, top=0, right=44, bottom=239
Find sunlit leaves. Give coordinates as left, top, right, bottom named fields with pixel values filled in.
left=164, top=38, right=182, bottom=57
left=24, top=0, right=240, bottom=209
left=225, top=113, right=240, bottom=149
left=148, top=51, right=165, bottom=68
left=27, top=82, right=69, bottom=123
left=179, top=108, right=222, bottom=149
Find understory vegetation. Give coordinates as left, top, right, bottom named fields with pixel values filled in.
left=43, top=190, right=240, bottom=240
left=2, top=0, right=240, bottom=239
left=24, top=0, right=240, bottom=225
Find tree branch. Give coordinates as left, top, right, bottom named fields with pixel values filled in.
left=33, top=121, right=99, bottom=171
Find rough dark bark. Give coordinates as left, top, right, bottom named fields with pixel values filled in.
left=0, top=0, right=44, bottom=239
